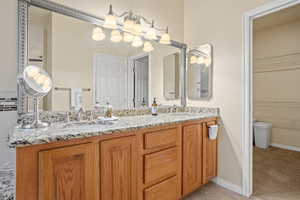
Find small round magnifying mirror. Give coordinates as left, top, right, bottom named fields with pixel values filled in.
left=18, top=65, right=53, bottom=129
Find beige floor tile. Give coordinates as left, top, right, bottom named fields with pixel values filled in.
left=183, top=147, right=300, bottom=200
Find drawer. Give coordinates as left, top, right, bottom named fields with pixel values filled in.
left=144, top=127, right=178, bottom=150
left=144, top=176, right=178, bottom=200
left=144, top=147, right=178, bottom=184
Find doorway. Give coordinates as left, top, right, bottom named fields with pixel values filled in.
left=242, top=0, right=300, bottom=198
left=133, top=55, right=149, bottom=108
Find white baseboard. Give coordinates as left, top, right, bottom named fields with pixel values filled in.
left=212, top=177, right=242, bottom=195
left=271, top=143, right=300, bottom=152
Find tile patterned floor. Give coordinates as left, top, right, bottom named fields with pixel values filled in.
left=184, top=147, right=300, bottom=200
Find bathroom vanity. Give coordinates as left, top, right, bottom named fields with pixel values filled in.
left=9, top=109, right=219, bottom=200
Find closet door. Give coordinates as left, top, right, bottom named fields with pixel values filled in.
left=94, top=54, right=128, bottom=109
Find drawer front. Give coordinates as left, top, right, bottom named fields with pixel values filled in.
left=144, top=176, right=178, bottom=200
left=144, top=147, right=178, bottom=184
left=144, top=127, right=178, bottom=150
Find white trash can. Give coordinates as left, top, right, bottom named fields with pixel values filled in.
left=254, top=122, right=272, bottom=149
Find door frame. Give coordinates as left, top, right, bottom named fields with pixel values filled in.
left=129, top=53, right=150, bottom=107
left=242, top=0, right=300, bottom=197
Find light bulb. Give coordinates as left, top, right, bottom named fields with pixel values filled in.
left=145, top=27, right=157, bottom=40
left=110, top=30, right=122, bottom=42
left=26, top=67, right=39, bottom=78
left=123, top=32, right=134, bottom=42
left=103, top=15, right=117, bottom=29
left=36, top=74, right=47, bottom=85
left=204, top=57, right=212, bottom=67
left=190, top=56, right=198, bottom=64
left=123, top=18, right=134, bottom=33
left=143, top=41, right=154, bottom=52
left=197, top=57, right=204, bottom=65
left=43, top=78, right=50, bottom=87
left=92, top=27, right=106, bottom=41
left=132, top=21, right=142, bottom=35
left=132, top=36, right=143, bottom=47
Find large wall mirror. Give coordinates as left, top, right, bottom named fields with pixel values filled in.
left=187, top=44, right=213, bottom=100
left=18, top=0, right=186, bottom=114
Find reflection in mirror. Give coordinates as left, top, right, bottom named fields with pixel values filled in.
left=187, top=44, right=213, bottom=100
left=27, top=6, right=181, bottom=111
left=163, top=53, right=180, bottom=100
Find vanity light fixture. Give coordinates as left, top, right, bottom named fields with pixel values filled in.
left=110, top=30, right=122, bottom=42
left=100, top=4, right=171, bottom=45
left=123, top=32, right=134, bottom=42
left=92, top=26, right=106, bottom=41
left=145, top=21, right=157, bottom=40
left=143, top=41, right=154, bottom=52
left=103, top=5, right=118, bottom=29
left=132, top=36, right=143, bottom=47
left=159, top=27, right=171, bottom=45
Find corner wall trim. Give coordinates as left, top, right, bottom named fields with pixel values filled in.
left=212, top=177, right=242, bottom=195
left=271, top=143, right=300, bottom=152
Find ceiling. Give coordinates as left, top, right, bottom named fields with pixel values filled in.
left=254, top=4, right=300, bottom=31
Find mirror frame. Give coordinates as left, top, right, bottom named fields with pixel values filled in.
left=17, top=0, right=188, bottom=116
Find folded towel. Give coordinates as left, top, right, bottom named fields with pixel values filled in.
left=209, top=125, right=219, bottom=140
left=70, top=88, right=83, bottom=110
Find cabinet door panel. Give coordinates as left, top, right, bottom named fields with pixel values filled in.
left=203, top=122, right=218, bottom=184
left=101, top=136, right=138, bottom=200
left=39, top=143, right=99, bottom=200
left=182, top=124, right=203, bottom=195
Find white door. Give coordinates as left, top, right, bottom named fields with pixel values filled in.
left=94, top=54, right=128, bottom=110
left=134, top=57, right=149, bottom=107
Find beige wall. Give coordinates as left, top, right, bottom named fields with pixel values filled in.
left=0, top=0, right=17, bottom=93
left=184, top=0, right=273, bottom=188
left=253, top=20, right=300, bottom=148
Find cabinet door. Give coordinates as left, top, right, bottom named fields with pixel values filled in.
left=203, top=122, right=218, bottom=184
left=39, top=143, right=99, bottom=200
left=101, top=136, right=138, bottom=200
left=182, top=124, right=203, bottom=196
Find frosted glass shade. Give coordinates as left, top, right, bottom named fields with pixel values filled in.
left=110, top=30, right=122, bottom=42
left=145, top=28, right=157, bottom=40
left=103, top=15, right=117, bottom=29
left=190, top=56, right=198, bottom=64
left=132, top=36, right=143, bottom=47
left=92, top=27, right=106, bottom=41
left=159, top=33, right=171, bottom=45
left=143, top=41, right=154, bottom=52
left=123, top=32, right=134, bottom=42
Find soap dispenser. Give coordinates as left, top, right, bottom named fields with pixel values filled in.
left=151, top=98, right=158, bottom=116
left=105, top=102, right=113, bottom=118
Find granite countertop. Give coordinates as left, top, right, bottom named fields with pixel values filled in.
left=0, top=168, right=14, bottom=200
left=9, top=111, right=218, bottom=148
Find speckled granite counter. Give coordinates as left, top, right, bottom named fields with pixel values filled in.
left=9, top=109, right=219, bottom=148
left=0, top=168, right=14, bottom=200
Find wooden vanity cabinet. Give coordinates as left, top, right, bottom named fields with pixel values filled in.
left=100, top=136, right=138, bottom=200
left=182, top=120, right=218, bottom=196
left=203, top=121, right=218, bottom=184
left=16, top=118, right=218, bottom=200
left=182, top=123, right=203, bottom=196
left=38, top=143, right=100, bottom=200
